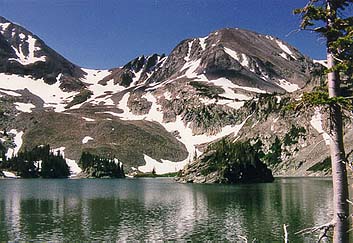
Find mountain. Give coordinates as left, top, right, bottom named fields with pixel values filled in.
left=0, top=16, right=352, bottom=178
left=0, top=16, right=85, bottom=90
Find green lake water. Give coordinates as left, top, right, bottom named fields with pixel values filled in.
left=0, top=177, right=349, bottom=242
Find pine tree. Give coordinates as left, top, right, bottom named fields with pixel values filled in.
left=294, top=1, right=353, bottom=241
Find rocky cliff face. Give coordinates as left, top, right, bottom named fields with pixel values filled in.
left=0, top=16, right=351, bottom=178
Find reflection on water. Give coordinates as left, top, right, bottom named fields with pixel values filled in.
left=0, top=178, right=345, bottom=241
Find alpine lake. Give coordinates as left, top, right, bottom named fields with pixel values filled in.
left=0, top=177, right=352, bottom=242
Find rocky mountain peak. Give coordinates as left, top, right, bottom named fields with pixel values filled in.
left=0, top=16, right=84, bottom=90
left=143, top=28, right=314, bottom=96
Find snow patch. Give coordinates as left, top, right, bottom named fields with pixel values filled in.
left=81, top=68, right=127, bottom=107
left=0, top=22, right=11, bottom=34
left=241, top=53, right=250, bottom=68
left=193, top=75, right=266, bottom=109
left=138, top=154, right=188, bottom=174
left=0, top=73, right=78, bottom=112
left=276, top=79, right=299, bottom=92
left=197, top=74, right=266, bottom=94
left=217, top=99, right=245, bottom=109
left=232, top=83, right=267, bottom=94
left=117, top=92, right=164, bottom=122
left=314, top=60, right=328, bottom=68
left=310, top=109, right=331, bottom=145
left=52, top=147, right=82, bottom=176
left=265, top=35, right=275, bottom=41
left=276, top=40, right=296, bottom=60
left=130, top=69, right=143, bottom=87
left=199, top=36, right=208, bottom=50
left=184, top=40, right=194, bottom=62
left=181, top=59, right=201, bottom=79
left=224, top=47, right=240, bottom=62
left=82, top=117, right=95, bottom=122
left=202, top=77, right=252, bottom=101
left=14, top=102, right=35, bottom=113
left=224, top=47, right=251, bottom=68
left=271, top=117, right=279, bottom=131
left=0, top=89, right=21, bottom=97
left=19, top=33, right=26, bottom=40
left=82, top=136, right=94, bottom=144
left=279, top=52, right=288, bottom=60
left=2, top=171, right=18, bottom=178
left=34, top=160, right=42, bottom=171
left=9, top=35, right=46, bottom=65
left=99, top=111, right=121, bottom=117
left=66, top=159, right=82, bottom=176
left=164, top=91, right=172, bottom=101
left=5, top=129, right=23, bottom=159
left=117, top=93, right=144, bottom=120
left=142, top=93, right=164, bottom=122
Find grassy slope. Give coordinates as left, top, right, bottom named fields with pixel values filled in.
left=15, top=111, right=188, bottom=171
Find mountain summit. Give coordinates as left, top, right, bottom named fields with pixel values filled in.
left=0, top=16, right=84, bottom=90
left=0, top=16, right=352, bottom=178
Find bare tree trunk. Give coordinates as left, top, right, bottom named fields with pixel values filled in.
left=326, top=10, right=349, bottom=240
left=327, top=52, right=349, bottom=242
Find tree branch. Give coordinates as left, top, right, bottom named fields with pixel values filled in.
left=295, top=221, right=334, bottom=235
left=317, top=226, right=333, bottom=242
left=286, top=29, right=301, bottom=37
left=283, top=224, right=289, bottom=243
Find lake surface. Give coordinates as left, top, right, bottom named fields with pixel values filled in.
left=0, top=177, right=349, bottom=242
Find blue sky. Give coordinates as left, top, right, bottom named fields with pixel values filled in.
left=0, top=0, right=327, bottom=69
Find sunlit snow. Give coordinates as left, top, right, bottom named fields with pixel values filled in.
left=181, top=59, right=201, bottom=79
left=52, top=147, right=82, bottom=176
left=0, top=22, right=11, bottom=33
left=265, top=35, right=275, bottom=41
left=279, top=52, right=288, bottom=60
left=138, top=154, right=188, bottom=174
left=116, top=90, right=250, bottom=173
left=276, top=79, right=299, bottom=92
left=199, top=36, right=208, bottom=50
left=314, top=60, right=328, bottom=68
left=0, top=73, right=77, bottom=112
left=184, top=40, right=194, bottom=62
left=2, top=171, right=18, bottom=178
left=224, top=47, right=251, bottom=69
left=163, top=91, right=172, bottom=101
left=82, top=117, right=95, bottom=122
left=14, top=102, right=35, bottom=113
left=5, top=129, right=23, bottom=159
left=9, top=35, right=46, bottom=65
left=80, top=68, right=126, bottom=108
left=82, top=136, right=94, bottom=144
left=310, top=109, right=331, bottom=145
left=271, top=117, right=279, bottom=132
left=0, top=89, right=21, bottom=97
left=276, top=40, right=297, bottom=60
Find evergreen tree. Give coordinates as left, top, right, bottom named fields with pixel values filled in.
left=41, top=152, right=70, bottom=178
left=79, top=152, right=125, bottom=178
left=0, top=145, right=71, bottom=178
left=295, top=1, right=353, bottom=241
left=201, top=139, right=274, bottom=183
